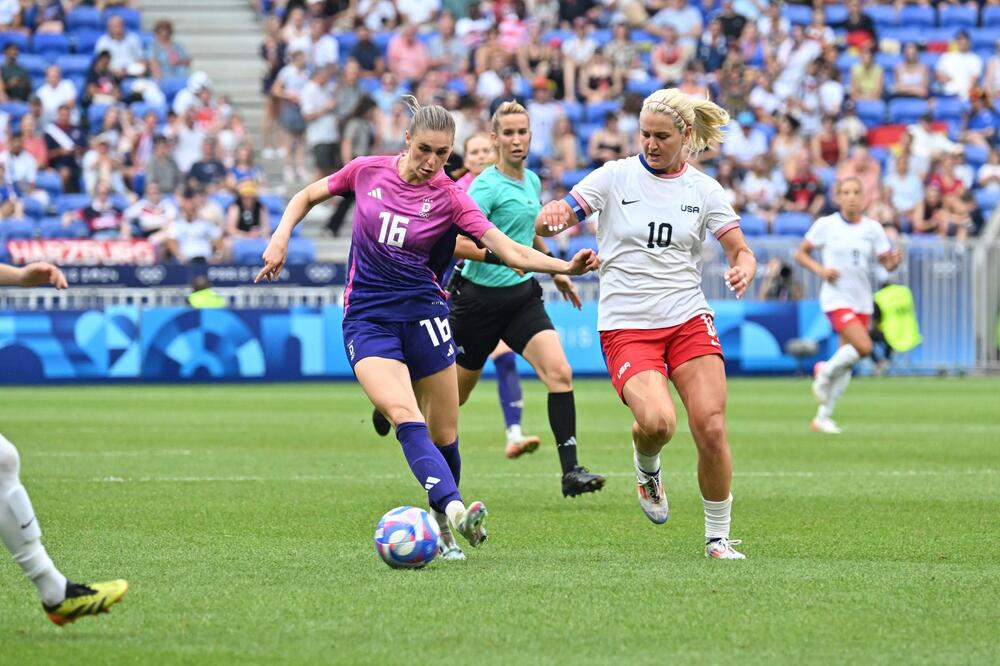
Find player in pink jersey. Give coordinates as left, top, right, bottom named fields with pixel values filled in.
left=257, top=96, right=598, bottom=560
left=0, top=261, right=128, bottom=624
left=795, top=177, right=903, bottom=434
left=535, top=89, right=756, bottom=560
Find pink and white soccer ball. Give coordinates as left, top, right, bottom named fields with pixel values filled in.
left=374, top=506, right=441, bottom=569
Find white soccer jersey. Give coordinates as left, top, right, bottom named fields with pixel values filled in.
left=569, top=156, right=740, bottom=331
left=804, top=212, right=892, bottom=314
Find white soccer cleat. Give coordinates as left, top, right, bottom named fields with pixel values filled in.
left=705, top=538, right=746, bottom=560
left=811, top=361, right=831, bottom=403
left=811, top=417, right=842, bottom=434
left=430, top=507, right=466, bottom=561
left=452, top=501, right=488, bottom=548
left=634, top=456, right=669, bottom=525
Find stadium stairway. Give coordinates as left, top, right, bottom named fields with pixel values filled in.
left=141, top=0, right=349, bottom=260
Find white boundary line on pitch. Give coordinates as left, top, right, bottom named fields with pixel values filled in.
left=90, top=469, right=1000, bottom=483
left=33, top=449, right=195, bottom=457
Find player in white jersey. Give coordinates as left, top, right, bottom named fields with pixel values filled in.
left=536, top=88, right=757, bottom=560
left=795, top=177, right=902, bottom=434
left=0, top=262, right=128, bottom=624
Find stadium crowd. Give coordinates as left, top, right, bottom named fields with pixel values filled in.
left=1, top=0, right=1000, bottom=266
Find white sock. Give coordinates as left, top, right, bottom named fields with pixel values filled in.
left=429, top=507, right=456, bottom=546
left=703, top=494, right=733, bottom=541
left=823, top=344, right=861, bottom=378
left=632, top=442, right=660, bottom=475
left=824, top=370, right=853, bottom=418
left=0, top=435, right=67, bottom=606
left=816, top=404, right=832, bottom=420
left=444, top=500, right=466, bottom=528
left=505, top=424, right=523, bottom=443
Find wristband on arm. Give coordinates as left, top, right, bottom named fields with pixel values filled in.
left=484, top=249, right=505, bottom=265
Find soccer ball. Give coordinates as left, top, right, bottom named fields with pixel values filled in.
left=374, top=506, right=441, bottom=569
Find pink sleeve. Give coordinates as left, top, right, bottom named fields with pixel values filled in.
left=450, top=187, right=496, bottom=240
left=326, top=158, right=364, bottom=196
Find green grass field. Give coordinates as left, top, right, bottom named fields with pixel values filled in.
left=2, top=378, right=998, bottom=664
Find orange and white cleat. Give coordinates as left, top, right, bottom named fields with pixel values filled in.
left=505, top=435, right=541, bottom=459
left=705, top=538, right=746, bottom=560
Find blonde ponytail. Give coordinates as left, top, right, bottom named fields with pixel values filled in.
left=401, top=94, right=456, bottom=137
left=641, top=88, right=730, bottom=155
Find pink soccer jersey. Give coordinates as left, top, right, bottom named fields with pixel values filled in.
left=326, top=155, right=496, bottom=321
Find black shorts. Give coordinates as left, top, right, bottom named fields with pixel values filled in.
left=449, top=276, right=554, bottom=370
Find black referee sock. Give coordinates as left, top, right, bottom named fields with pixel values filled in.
left=547, top=391, right=579, bottom=475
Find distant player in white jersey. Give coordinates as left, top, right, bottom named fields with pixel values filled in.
left=536, top=88, right=757, bottom=560
left=0, top=262, right=128, bottom=624
left=795, top=177, right=903, bottom=434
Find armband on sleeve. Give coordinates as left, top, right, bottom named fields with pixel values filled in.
left=562, top=194, right=587, bottom=223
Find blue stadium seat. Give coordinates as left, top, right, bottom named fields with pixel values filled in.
left=772, top=213, right=813, bottom=237
left=918, top=52, right=941, bottom=70
left=561, top=100, right=583, bottom=124
left=357, top=76, right=379, bottom=95
left=835, top=52, right=858, bottom=75
left=372, top=31, right=394, bottom=55
left=964, top=144, right=990, bottom=171
left=210, top=192, right=235, bottom=211
left=986, top=6, right=1000, bottom=28
left=0, top=31, right=29, bottom=51
left=560, top=169, right=592, bottom=189
left=898, top=5, right=936, bottom=28
left=0, top=219, right=36, bottom=241
left=88, top=102, right=112, bottom=129
left=887, top=98, right=928, bottom=124
left=938, top=5, right=978, bottom=29
left=880, top=27, right=922, bottom=46
left=975, top=189, right=1000, bottom=216
left=160, top=77, right=188, bottom=104
left=31, top=33, right=70, bottom=60
left=970, top=28, right=1000, bottom=51
left=102, top=7, right=141, bottom=31
left=923, top=28, right=959, bottom=45
left=738, top=214, right=768, bottom=237
left=336, top=31, right=358, bottom=61
left=630, top=29, right=656, bottom=46
left=232, top=238, right=269, bottom=265
left=864, top=5, right=898, bottom=28
left=445, top=78, right=466, bottom=95
left=138, top=31, right=154, bottom=51
left=0, top=101, right=29, bottom=122
left=824, top=4, right=847, bottom=25
left=35, top=171, right=63, bottom=198
left=66, top=6, right=102, bottom=31
left=625, top=78, right=660, bottom=97
left=591, top=28, right=612, bottom=47
left=38, top=216, right=86, bottom=238
left=542, top=29, right=573, bottom=45
left=575, top=122, right=602, bottom=149
left=71, top=28, right=102, bottom=54
left=22, top=198, right=45, bottom=220
left=131, top=102, right=167, bottom=124
left=932, top=96, right=966, bottom=122
left=875, top=52, right=902, bottom=70
left=258, top=195, right=285, bottom=218
left=782, top=4, right=812, bottom=25
left=585, top=99, right=622, bottom=123
left=17, top=53, right=48, bottom=76
left=854, top=99, right=886, bottom=127
left=286, top=238, right=316, bottom=264
left=55, top=193, right=92, bottom=215
left=55, top=53, right=92, bottom=76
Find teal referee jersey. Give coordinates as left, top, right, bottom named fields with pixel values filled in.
left=463, top=165, right=542, bottom=288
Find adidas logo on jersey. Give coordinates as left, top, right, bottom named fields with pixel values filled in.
left=367, top=188, right=383, bottom=199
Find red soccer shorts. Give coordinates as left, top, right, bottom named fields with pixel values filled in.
left=825, top=308, right=871, bottom=333
left=600, top=314, right=724, bottom=402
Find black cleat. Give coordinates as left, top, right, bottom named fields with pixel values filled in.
left=372, top=408, right=391, bottom=437
left=562, top=466, right=606, bottom=497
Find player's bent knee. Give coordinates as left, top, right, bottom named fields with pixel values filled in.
left=854, top=340, right=874, bottom=358
left=637, top=410, right=676, bottom=444
left=0, top=434, right=19, bottom=480
left=540, top=361, right=573, bottom=391
left=692, top=413, right=727, bottom=452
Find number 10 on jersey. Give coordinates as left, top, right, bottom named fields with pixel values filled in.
left=646, top=222, right=673, bottom=249
left=378, top=211, right=410, bottom=248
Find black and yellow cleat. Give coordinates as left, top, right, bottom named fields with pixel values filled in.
left=44, top=580, right=128, bottom=626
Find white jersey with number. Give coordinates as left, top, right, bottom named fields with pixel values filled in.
left=569, top=156, right=740, bottom=331
left=804, top=212, right=891, bottom=315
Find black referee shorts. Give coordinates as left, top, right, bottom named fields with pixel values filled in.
left=449, top=276, right=555, bottom=371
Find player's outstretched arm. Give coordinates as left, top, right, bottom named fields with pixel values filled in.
left=879, top=248, right=903, bottom=271
left=481, top=228, right=598, bottom=276
left=719, top=229, right=757, bottom=299
left=534, top=199, right=578, bottom=237
left=256, top=178, right=333, bottom=284
left=0, top=262, right=68, bottom=289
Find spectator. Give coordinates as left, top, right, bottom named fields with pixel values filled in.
left=498, top=1, right=529, bottom=52
left=544, top=114, right=580, bottom=181
left=893, top=42, right=930, bottom=99
left=333, top=59, right=363, bottom=127
left=912, top=183, right=969, bottom=240
left=839, top=0, right=877, bottom=51
left=148, top=19, right=191, bottom=82
left=713, top=0, right=747, bottom=44
left=129, top=110, right=159, bottom=183
left=82, top=132, right=129, bottom=195
left=837, top=144, right=882, bottom=210
left=986, top=39, right=1000, bottom=102
left=225, top=180, right=269, bottom=239
left=172, top=107, right=206, bottom=174
left=527, top=78, right=561, bottom=162
left=836, top=100, right=868, bottom=146
left=20, top=114, right=48, bottom=168
left=387, top=23, right=430, bottom=84
left=849, top=46, right=884, bottom=101
left=587, top=111, right=628, bottom=167
left=124, top=181, right=177, bottom=252
left=651, top=26, right=690, bottom=86
left=742, top=154, right=784, bottom=226
left=1, top=132, right=38, bottom=197
left=187, top=137, right=227, bottom=192
left=927, top=152, right=968, bottom=200
left=299, top=66, right=339, bottom=179
left=487, top=69, right=527, bottom=116
left=35, top=65, right=77, bottom=126
left=578, top=49, right=622, bottom=104
left=0, top=163, right=22, bottom=218
left=747, top=68, right=780, bottom=121
left=783, top=152, right=825, bottom=216
left=305, top=17, right=339, bottom=73
left=350, top=22, right=385, bottom=77
left=172, top=71, right=212, bottom=116
left=936, top=31, right=982, bottom=101
left=45, top=103, right=84, bottom=193
left=562, top=17, right=598, bottom=91
left=696, top=19, right=728, bottom=74
left=811, top=115, right=847, bottom=168
left=357, top=0, right=398, bottom=31
left=604, top=20, right=637, bottom=73
left=32, top=0, right=68, bottom=34
left=651, top=0, right=703, bottom=49
left=722, top=110, right=768, bottom=173
left=735, top=22, right=767, bottom=70
left=817, top=63, right=845, bottom=117
left=372, top=72, right=405, bottom=113
left=147, top=134, right=182, bottom=194
left=78, top=180, right=127, bottom=239
left=455, top=2, right=490, bottom=49
left=95, top=15, right=144, bottom=79
left=396, top=0, right=441, bottom=26
left=960, top=89, right=998, bottom=148
left=84, top=51, right=122, bottom=109
left=757, top=1, right=790, bottom=43
left=0, top=44, right=30, bottom=102
left=977, top=148, right=1000, bottom=192
left=757, top=259, right=803, bottom=301
left=427, top=11, right=467, bottom=76
left=272, top=47, right=310, bottom=183
left=715, top=158, right=745, bottom=210
left=166, top=188, right=224, bottom=264
left=376, top=100, right=408, bottom=154
left=773, top=25, right=821, bottom=101
left=805, top=7, right=834, bottom=48
left=329, top=95, right=378, bottom=236
left=282, top=6, right=309, bottom=49
left=678, top=63, right=710, bottom=100
left=227, top=143, right=265, bottom=189
left=260, top=15, right=287, bottom=159
left=884, top=153, right=924, bottom=225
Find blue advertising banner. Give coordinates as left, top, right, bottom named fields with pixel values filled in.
left=0, top=302, right=848, bottom=384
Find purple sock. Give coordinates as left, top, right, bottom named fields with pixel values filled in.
left=396, top=422, right=461, bottom=513
left=437, top=438, right=461, bottom=487
left=494, top=351, right=522, bottom=429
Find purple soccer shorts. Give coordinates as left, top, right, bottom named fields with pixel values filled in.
left=342, top=316, right=456, bottom=381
